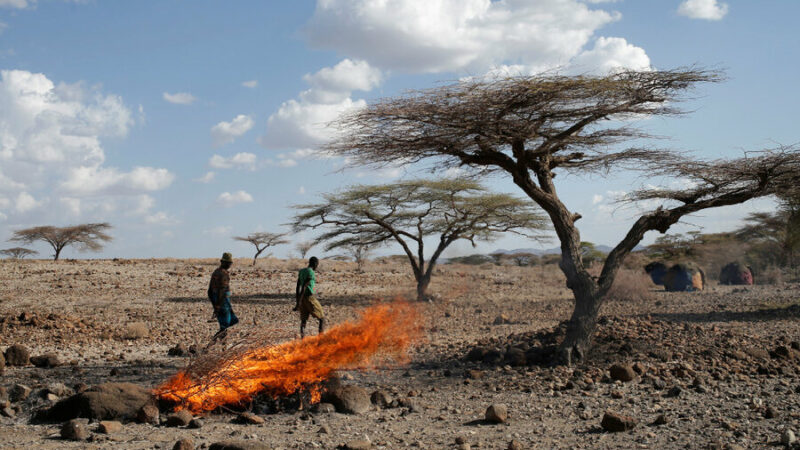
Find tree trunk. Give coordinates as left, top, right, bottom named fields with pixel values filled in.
left=53, top=247, right=62, bottom=261
left=416, top=274, right=431, bottom=301
left=559, top=287, right=602, bottom=365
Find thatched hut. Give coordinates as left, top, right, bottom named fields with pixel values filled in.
left=663, top=262, right=706, bottom=292
left=644, top=261, right=667, bottom=286
left=719, top=262, right=754, bottom=285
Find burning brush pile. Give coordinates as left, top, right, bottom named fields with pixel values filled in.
left=156, top=301, right=423, bottom=414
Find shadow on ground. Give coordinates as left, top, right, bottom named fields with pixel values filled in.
left=164, top=293, right=378, bottom=307
left=649, top=303, right=800, bottom=323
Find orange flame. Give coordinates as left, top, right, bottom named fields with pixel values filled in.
left=155, top=300, right=422, bottom=413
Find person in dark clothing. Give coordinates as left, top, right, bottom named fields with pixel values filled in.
left=208, top=252, right=239, bottom=336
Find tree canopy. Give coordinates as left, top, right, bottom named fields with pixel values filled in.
left=0, top=247, right=38, bottom=259
left=324, top=67, right=800, bottom=363
left=233, top=232, right=288, bottom=265
left=10, top=223, right=112, bottom=261
left=292, top=178, right=548, bottom=299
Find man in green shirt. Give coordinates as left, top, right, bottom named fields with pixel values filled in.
left=295, top=256, right=325, bottom=338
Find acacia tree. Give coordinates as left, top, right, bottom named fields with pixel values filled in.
left=0, top=247, right=38, bottom=259
left=736, top=194, right=800, bottom=269
left=325, top=68, right=800, bottom=364
left=233, top=232, right=288, bottom=265
left=295, top=241, right=315, bottom=259
left=10, top=223, right=112, bottom=261
left=292, top=179, right=548, bottom=300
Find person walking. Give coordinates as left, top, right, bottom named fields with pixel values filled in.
left=295, top=256, right=325, bottom=338
left=208, top=252, right=239, bottom=337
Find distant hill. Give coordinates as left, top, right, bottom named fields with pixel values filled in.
left=491, top=244, right=645, bottom=255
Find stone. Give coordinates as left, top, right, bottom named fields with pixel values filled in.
left=764, top=406, right=778, bottom=419
left=30, top=353, right=61, bottom=368
left=166, top=409, right=194, bottom=427
left=137, top=403, right=160, bottom=424
left=9, top=384, right=31, bottom=402
left=237, top=412, right=265, bottom=425
left=45, top=383, right=72, bottom=398
left=508, top=440, right=523, bottom=450
left=173, top=438, right=195, bottom=450
left=455, top=436, right=467, bottom=445
left=319, top=424, right=331, bottom=434
left=323, top=385, right=371, bottom=415
left=168, top=343, right=188, bottom=357
left=780, top=429, right=796, bottom=445
left=601, top=411, right=637, bottom=432
left=370, top=390, right=392, bottom=408
left=665, top=386, right=682, bottom=398
left=482, top=349, right=504, bottom=365
left=493, top=314, right=510, bottom=325
left=651, top=414, right=668, bottom=426
left=4, top=344, right=30, bottom=366
left=1, top=406, right=15, bottom=418
left=60, top=419, right=89, bottom=441
left=339, top=440, right=372, bottom=450
left=0, top=386, right=6, bottom=402
left=485, top=404, right=508, bottom=423
left=609, top=364, right=636, bottom=382
left=0, top=352, right=4, bottom=374
left=188, top=418, right=204, bottom=429
left=504, top=347, right=527, bottom=366
left=209, top=441, right=271, bottom=450
left=465, top=346, right=489, bottom=362
left=97, top=420, right=122, bottom=434
left=38, top=382, right=152, bottom=422
left=315, top=402, right=336, bottom=413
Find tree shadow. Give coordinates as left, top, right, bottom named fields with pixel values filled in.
left=648, top=303, right=800, bottom=324
left=164, top=293, right=378, bottom=308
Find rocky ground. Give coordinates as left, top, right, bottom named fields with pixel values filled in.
left=0, top=257, right=799, bottom=449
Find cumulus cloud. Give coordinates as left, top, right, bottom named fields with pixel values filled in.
left=144, top=211, right=179, bottom=226
left=241, top=80, right=258, bottom=88
left=194, top=171, right=215, bottom=183
left=569, top=37, right=651, bottom=74
left=0, top=0, right=30, bottom=8
left=217, top=190, right=253, bottom=207
left=0, top=69, right=174, bottom=223
left=204, top=225, right=232, bottom=236
left=162, top=91, right=197, bottom=105
left=209, top=152, right=258, bottom=170
left=210, top=114, right=254, bottom=147
left=678, top=0, right=728, bottom=20
left=307, top=0, right=628, bottom=74
left=260, top=59, right=380, bottom=153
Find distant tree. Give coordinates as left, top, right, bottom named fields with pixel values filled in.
left=292, top=179, right=548, bottom=300
left=580, top=242, right=606, bottom=267
left=736, top=194, right=800, bottom=270
left=645, top=231, right=702, bottom=261
left=509, top=252, right=538, bottom=267
left=344, top=238, right=375, bottom=273
left=325, top=68, right=800, bottom=363
left=295, top=241, right=314, bottom=259
left=0, top=247, right=38, bottom=259
left=10, top=223, right=112, bottom=261
left=233, top=232, right=288, bottom=266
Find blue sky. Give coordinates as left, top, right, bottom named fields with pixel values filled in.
left=0, top=0, right=797, bottom=259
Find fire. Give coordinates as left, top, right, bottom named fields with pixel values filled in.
left=156, top=300, right=422, bottom=413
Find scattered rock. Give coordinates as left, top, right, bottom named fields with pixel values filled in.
left=764, top=406, right=778, bottom=419
left=168, top=343, right=188, bottom=356
left=493, top=314, right=511, bottom=325
left=323, top=385, right=371, bottom=415
left=508, top=440, right=523, bottom=450
left=97, top=420, right=122, bottom=434
left=166, top=409, right=193, bottom=427
left=651, top=414, right=668, bottom=426
left=466, top=369, right=484, bottom=379
left=9, top=384, right=31, bottom=402
left=136, top=404, right=160, bottom=424
left=601, top=411, right=637, bottom=432
left=609, top=364, right=636, bottom=382
left=455, top=436, right=467, bottom=445
left=780, top=429, right=796, bottom=445
left=237, top=412, right=265, bottom=425
left=38, top=382, right=152, bottom=422
left=504, top=347, right=527, bottom=366
left=465, top=346, right=489, bottom=362
left=209, top=441, right=270, bottom=450
left=319, top=424, right=331, bottom=434
left=315, top=402, right=336, bottom=413
left=188, top=418, right=204, bottom=429
left=173, top=438, right=195, bottom=450
left=44, top=383, right=72, bottom=398
left=4, top=344, right=30, bottom=366
left=370, top=390, right=392, bottom=408
left=665, top=386, right=682, bottom=398
left=0, top=352, right=5, bottom=374
left=338, top=440, right=372, bottom=450
left=60, top=419, right=89, bottom=441
left=0, top=386, right=6, bottom=402
left=485, top=404, right=508, bottom=423
left=30, top=353, right=60, bottom=368
left=1, top=406, right=15, bottom=418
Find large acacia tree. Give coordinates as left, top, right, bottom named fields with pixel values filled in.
left=10, top=223, right=112, bottom=261
left=325, top=68, right=800, bottom=364
left=292, top=179, right=548, bottom=300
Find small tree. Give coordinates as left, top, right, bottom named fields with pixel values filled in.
left=292, top=179, right=548, bottom=300
left=295, top=241, right=315, bottom=259
left=233, top=232, right=288, bottom=266
left=0, top=247, right=38, bottom=259
left=325, top=68, right=800, bottom=363
left=736, top=194, right=800, bottom=270
left=345, top=238, right=375, bottom=273
left=10, top=223, right=112, bottom=261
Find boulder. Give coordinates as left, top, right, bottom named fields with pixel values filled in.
left=9, top=384, right=31, bottom=402
left=136, top=403, right=159, bottom=424
left=166, top=409, right=194, bottom=427
left=60, top=419, right=89, bottom=441
left=97, top=420, right=123, bottom=434
left=209, top=441, right=271, bottom=450
left=609, top=364, right=636, bottom=382
left=370, top=390, right=392, bottom=408
left=601, top=411, right=637, bottom=432
left=485, top=404, right=508, bottom=423
left=174, top=438, right=195, bottom=450
left=30, top=353, right=61, bottom=368
left=36, top=382, right=152, bottom=422
left=323, top=385, right=371, bottom=415
left=4, top=344, right=30, bottom=366
left=236, top=412, right=264, bottom=425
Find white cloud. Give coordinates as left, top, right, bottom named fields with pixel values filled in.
left=297, top=186, right=306, bottom=195
left=217, top=190, right=253, bottom=207
left=241, top=80, right=258, bottom=88
left=569, top=37, right=651, bottom=74
left=307, top=0, right=623, bottom=74
left=61, top=166, right=174, bottom=196
left=260, top=59, right=379, bottom=152
left=678, top=0, right=728, bottom=20
left=194, top=171, right=215, bottom=183
left=0, top=0, right=30, bottom=8
left=144, top=211, right=179, bottom=226
left=162, top=92, right=197, bottom=105
left=204, top=225, right=232, bottom=236
left=210, top=114, right=254, bottom=147
left=15, top=191, right=38, bottom=213
left=209, top=152, right=258, bottom=170
left=592, top=194, right=604, bottom=205
left=0, top=21, right=7, bottom=33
